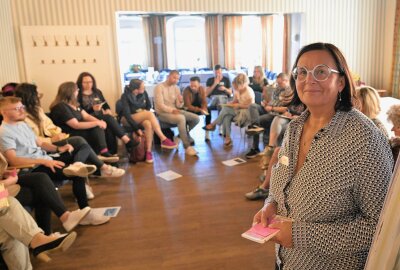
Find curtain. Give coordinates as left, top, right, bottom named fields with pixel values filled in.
left=205, top=15, right=220, bottom=69
left=261, top=15, right=274, bottom=71
left=392, top=0, right=400, bottom=98
left=282, top=14, right=291, bottom=73
left=223, top=16, right=242, bottom=70
left=142, top=17, right=152, bottom=68
left=148, top=16, right=168, bottom=70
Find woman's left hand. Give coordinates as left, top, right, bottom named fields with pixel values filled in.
left=269, top=218, right=293, bottom=248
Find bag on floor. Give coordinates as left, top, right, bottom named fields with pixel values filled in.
left=129, top=133, right=146, bottom=164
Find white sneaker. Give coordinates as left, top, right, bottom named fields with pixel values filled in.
left=100, top=165, right=125, bottom=178
left=185, top=146, right=198, bottom=156
left=63, top=162, right=97, bottom=177
left=79, top=210, right=110, bottom=226
left=85, top=184, right=94, bottom=200
left=219, top=126, right=224, bottom=136
left=62, top=207, right=91, bottom=232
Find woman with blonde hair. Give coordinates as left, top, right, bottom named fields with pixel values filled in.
left=249, top=66, right=268, bottom=94
left=203, top=73, right=255, bottom=147
left=356, top=86, right=388, bottom=137
left=387, top=104, right=400, bottom=161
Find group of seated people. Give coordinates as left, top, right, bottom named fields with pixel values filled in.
left=1, top=63, right=398, bottom=268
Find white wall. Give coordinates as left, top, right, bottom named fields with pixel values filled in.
left=0, top=0, right=396, bottom=100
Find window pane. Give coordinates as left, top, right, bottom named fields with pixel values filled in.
left=167, top=16, right=207, bottom=69
left=117, top=16, right=147, bottom=72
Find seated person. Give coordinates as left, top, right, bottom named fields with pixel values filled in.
left=356, top=86, right=389, bottom=137
left=119, top=79, right=177, bottom=163
left=205, top=64, right=232, bottom=134
left=14, top=83, right=122, bottom=199
left=203, top=73, right=255, bottom=147
left=245, top=73, right=292, bottom=158
left=154, top=70, right=199, bottom=156
left=182, top=76, right=209, bottom=141
left=76, top=72, right=136, bottom=154
left=1, top=196, right=77, bottom=267
left=249, top=65, right=268, bottom=94
left=49, top=82, right=118, bottom=163
left=1, top=161, right=90, bottom=234
left=388, top=104, right=400, bottom=162
left=0, top=97, right=123, bottom=227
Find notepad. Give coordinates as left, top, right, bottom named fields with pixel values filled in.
left=241, top=223, right=279, bottom=244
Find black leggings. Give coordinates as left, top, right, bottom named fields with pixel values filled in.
left=68, top=127, right=108, bottom=154
left=95, top=113, right=126, bottom=154
left=53, top=136, right=104, bottom=168
left=32, top=152, right=88, bottom=210
left=16, top=172, right=67, bottom=235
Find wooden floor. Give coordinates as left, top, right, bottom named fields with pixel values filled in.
left=32, top=120, right=276, bottom=270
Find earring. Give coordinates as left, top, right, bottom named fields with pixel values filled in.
left=338, top=92, right=342, bottom=102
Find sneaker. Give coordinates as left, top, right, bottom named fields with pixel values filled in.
left=145, top=151, right=153, bottom=163
left=100, top=165, right=125, bottom=178
left=205, top=131, right=210, bottom=142
left=245, top=148, right=260, bottom=159
left=245, top=187, right=269, bottom=200
left=97, top=154, right=119, bottom=163
left=79, top=210, right=110, bottom=226
left=63, top=162, right=97, bottom=178
left=185, top=146, right=198, bottom=156
left=85, top=184, right=94, bottom=200
left=219, top=126, right=224, bottom=136
left=62, top=207, right=91, bottom=232
left=245, top=124, right=264, bottom=136
left=161, top=138, right=178, bottom=149
left=260, top=146, right=275, bottom=170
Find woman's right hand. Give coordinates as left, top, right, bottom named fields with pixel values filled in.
left=253, top=202, right=277, bottom=227
left=97, top=120, right=107, bottom=129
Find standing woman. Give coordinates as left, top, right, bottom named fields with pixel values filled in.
left=119, top=79, right=177, bottom=163
left=76, top=72, right=136, bottom=154
left=252, top=43, right=393, bottom=269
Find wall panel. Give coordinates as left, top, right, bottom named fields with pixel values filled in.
left=0, top=0, right=20, bottom=85
left=0, top=0, right=396, bottom=94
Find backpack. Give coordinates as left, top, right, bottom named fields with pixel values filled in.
left=129, top=133, right=146, bottom=164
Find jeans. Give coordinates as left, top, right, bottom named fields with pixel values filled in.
left=213, top=106, right=236, bottom=137
left=157, top=111, right=200, bottom=148
left=206, top=95, right=229, bottom=125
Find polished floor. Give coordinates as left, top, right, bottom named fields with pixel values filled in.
left=32, top=121, right=276, bottom=270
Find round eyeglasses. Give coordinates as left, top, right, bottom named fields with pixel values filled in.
left=292, top=64, right=340, bottom=82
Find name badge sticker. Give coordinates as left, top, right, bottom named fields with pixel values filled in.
left=279, top=155, right=289, bottom=166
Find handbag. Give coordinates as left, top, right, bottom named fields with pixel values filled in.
left=129, top=133, right=146, bottom=164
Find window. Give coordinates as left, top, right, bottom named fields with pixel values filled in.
left=116, top=15, right=148, bottom=73
left=239, top=16, right=263, bottom=69
left=166, top=16, right=207, bottom=69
